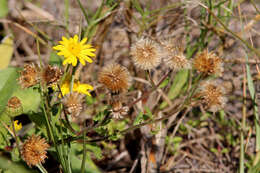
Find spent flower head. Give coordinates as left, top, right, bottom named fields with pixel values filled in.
left=193, top=49, right=223, bottom=76
left=21, top=135, right=49, bottom=167
left=130, top=38, right=161, bottom=70
left=6, top=96, right=23, bottom=117
left=110, top=100, right=129, bottom=119
left=18, top=63, right=40, bottom=89
left=98, top=63, right=131, bottom=93
left=62, top=92, right=83, bottom=118
left=197, top=80, right=227, bottom=112
left=53, top=35, right=96, bottom=66
left=40, top=65, right=62, bottom=87
left=161, top=39, right=191, bottom=71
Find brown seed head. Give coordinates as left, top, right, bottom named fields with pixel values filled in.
left=41, top=65, right=62, bottom=86
left=198, top=80, right=227, bottom=112
left=193, top=50, right=223, bottom=76
left=62, top=92, right=83, bottom=117
left=21, top=135, right=49, bottom=167
left=18, top=63, right=40, bottom=89
left=110, top=100, right=129, bottom=119
left=130, top=38, right=161, bottom=70
left=99, top=63, right=131, bottom=93
left=6, top=96, right=23, bottom=117
left=161, top=40, right=191, bottom=71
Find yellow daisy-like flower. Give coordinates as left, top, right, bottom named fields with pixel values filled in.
left=14, top=120, right=22, bottom=131
left=60, top=79, right=93, bottom=96
left=53, top=35, right=96, bottom=66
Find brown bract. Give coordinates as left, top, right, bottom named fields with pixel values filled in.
left=21, top=135, right=49, bottom=167
left=18, top=63, right=40, bottom=89
left=130, top=38, right=161, bottom=70
left=98, top=63, right=131, bottom=93
left=62, top=92, right=83, bottom=117
left=198, top=80, right=227, bottom=112
left=193, top=50, right=223, bottom=76
left=41, top=65, right=62, bottom=86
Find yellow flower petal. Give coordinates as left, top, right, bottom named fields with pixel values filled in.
left=53, top=35, right=96, bottom=66
left=14, top=120, right=22, bottom=131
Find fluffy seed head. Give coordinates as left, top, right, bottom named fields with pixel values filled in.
left=193, top=50, right=223, bottom=76
left=130, top=38, right=161, bottom=70
left=161, top=40, right=191, bottom=71
left=197, top=80, right=227, bottom=112
left=21, top=135, right=49, bottom=167
left=62, top=92, right=83, bottom=117
left=41, top=65, right=62, bottom=87
left=6, top=96, right=23, bottom=117
left=18, top=63, right=40, bottom=89
left=98, top=63, right=131, bottom=93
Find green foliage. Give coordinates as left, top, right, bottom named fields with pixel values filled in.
left=0, top=68, right=19, bottom=114
left=0, top=35, right=14, bottom=69
left=0, top=156, right=37, bottom=173
left=70, top=143, right=101, bottom=173
left=0, top=0, right=8, bottom=18
left=49, top=51, right=63, bottom=66
left=166, top=136, right=183, bottom=153
left=160, top=70, right=189, bottom=109
left=11, top=87, right=41, bottom=114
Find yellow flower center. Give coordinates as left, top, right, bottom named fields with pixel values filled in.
left=68, top=42, right=81, bottom=56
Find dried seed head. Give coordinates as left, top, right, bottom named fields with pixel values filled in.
left=130, top=38, right=161, bottom=70
left=198, top=80, right=227, bottom=112
left=161, top=40, right=191, bottom=71
left=21, top=135, right=49, bottom=167
left=62, top=92, right=83, bottom=117
left=98, top=63, right=131, bottom=93
left=110, top=100, right=129, bottom=119
left=6, top=96, right=23, bottom=117
left=41, top=65, right=62, bottom=86
left=18, top=63, right=40, bottom=89
left=193, top=50, right=223, bottom=76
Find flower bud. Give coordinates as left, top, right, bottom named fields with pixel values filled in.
left=5, top=96, right=23, bottom=117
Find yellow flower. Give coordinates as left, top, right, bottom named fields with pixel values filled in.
left=53, top=35, right=96, bottom=66
left=14, top=120, right=22, bottom=131
left=60, top=79, right=93, bottom=96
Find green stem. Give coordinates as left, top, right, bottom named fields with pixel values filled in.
left=36, top=39, right=43, bottom=68
left=37, top=163, right=48, bottom=173
left=64, top=0, right=70, bottom=33
left=76, top=0, right=90, bottom=24
left=10, top=118, right=21, bottom=157
left=80, top=121, right=87, bottom=173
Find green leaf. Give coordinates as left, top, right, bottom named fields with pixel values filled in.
left=0, top=35, right=14, bottom=69
left=160, top=70, right=189, bottom=109
left=0, top=156, right=37, bottom=173
left=11, top=87, right=41, bottom=114
left=133, top=111, right=144, bottom=125
left=27, top=112, right=48, bottom=136
left=85, top=144, right=102, bottom=160
left=49, top=51, right=63, bottom=66
left=70, top=143, right=101, bottom=173
left=0, top=68, right=19, bottom=114
left=0, top=0, right=8, bottom=18
left=159, top=77, right=169, bottom=89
